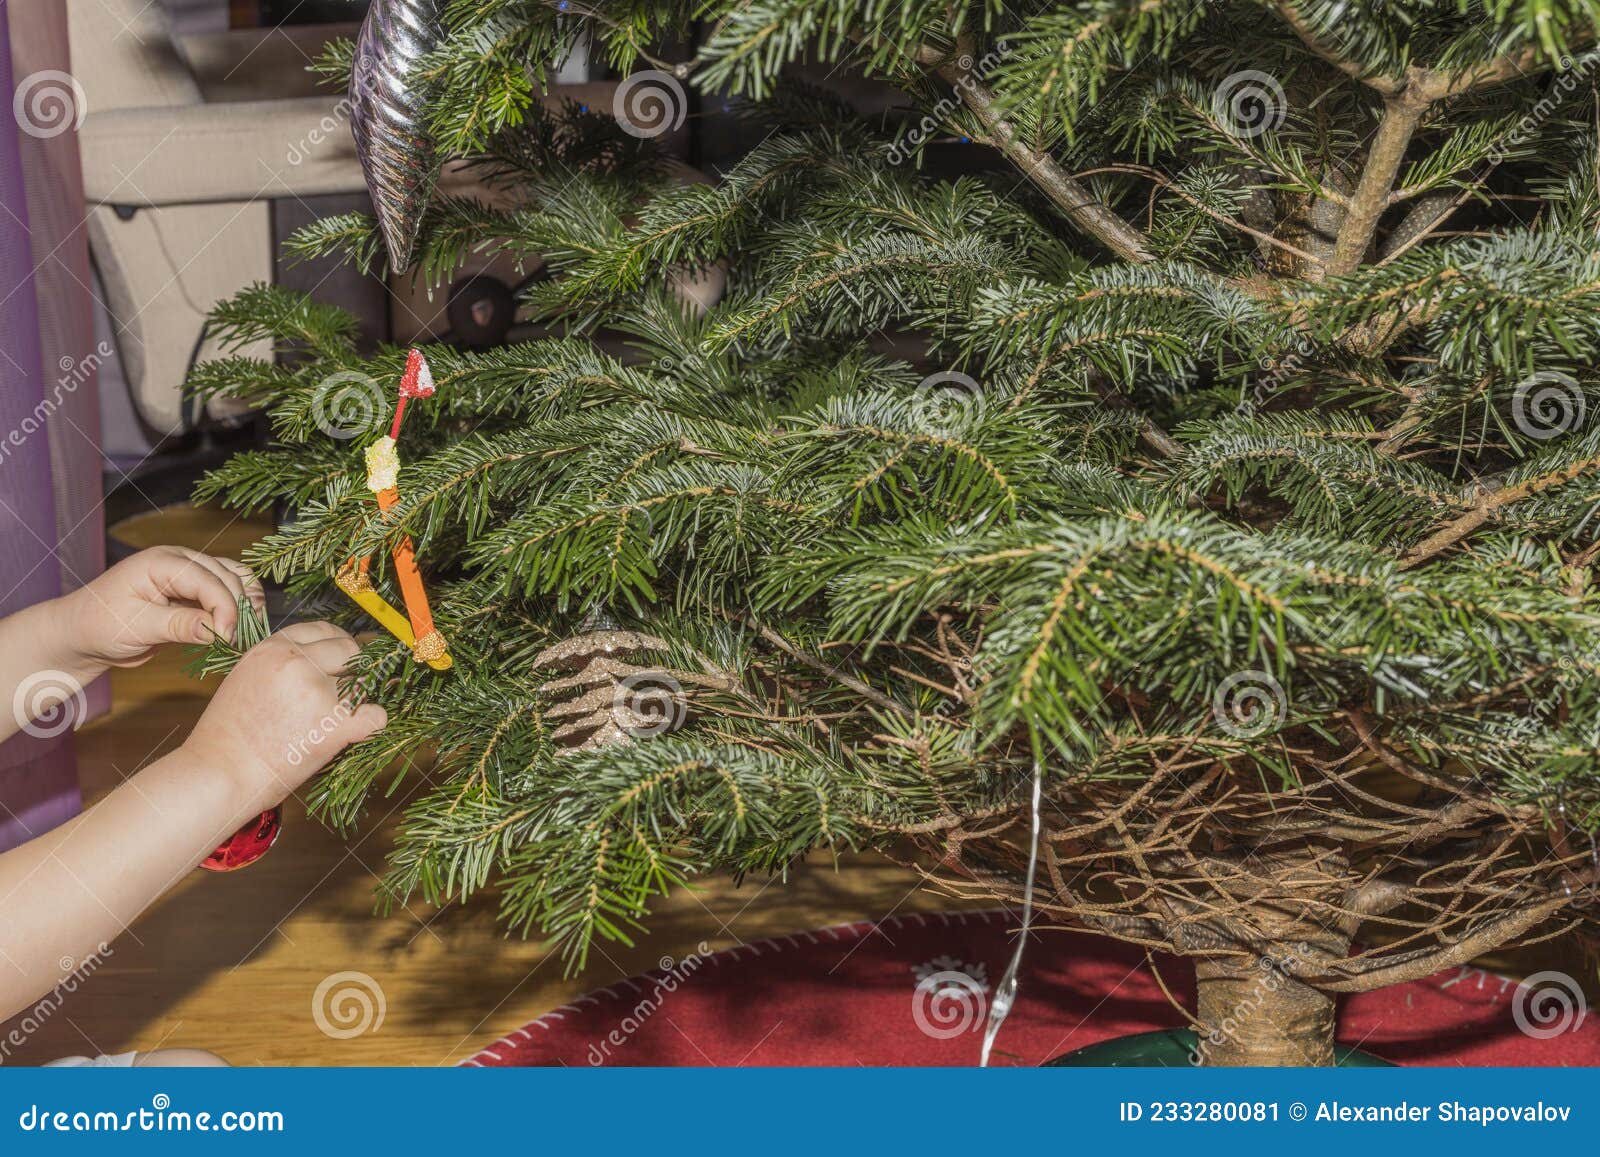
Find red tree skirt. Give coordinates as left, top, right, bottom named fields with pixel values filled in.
left=462, top=909, right=1597, bottom=1067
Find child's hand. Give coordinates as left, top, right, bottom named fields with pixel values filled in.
left=54, top=547, right=264, bottom=676
left=181, top=623, right=387, bottom=807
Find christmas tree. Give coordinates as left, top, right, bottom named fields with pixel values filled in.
left=192, top=1, right=1600, bottom=1065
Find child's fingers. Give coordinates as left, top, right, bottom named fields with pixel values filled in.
left=300, top=636, right=361, bottom=676
left=339, top=703, right=388, bottom=746
left=215, top=558, right=266, bottom=612
left=164, top=606, right=221, bottom=646
left=277, top=621, right=351, bottom=647
left=143, top=552, right=240, bottom=641
left=175, top=549, right=250, bottom=614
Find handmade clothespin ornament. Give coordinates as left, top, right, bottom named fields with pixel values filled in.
left=206, top=354, right=449, bottom=877
left=335, top=349, right=453, bottom=671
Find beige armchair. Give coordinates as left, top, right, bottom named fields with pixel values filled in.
left=69, top=0, right=375, bottom=435
left=70, top=1, right=722, bottom=438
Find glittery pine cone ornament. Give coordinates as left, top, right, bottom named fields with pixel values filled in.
left=349, top=0, right=443, bottom=271
left=534, top=631, right=687, bottom=753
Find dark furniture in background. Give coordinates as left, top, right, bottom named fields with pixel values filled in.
left=256, top=1, right=362, bottom=23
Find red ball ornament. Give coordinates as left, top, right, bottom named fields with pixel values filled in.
left=202, top=807, right=283, bottom=872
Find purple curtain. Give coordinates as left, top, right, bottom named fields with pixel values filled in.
left=0, top=0, right=105, bottom=850
left=11, top=0, right=106, bottom=616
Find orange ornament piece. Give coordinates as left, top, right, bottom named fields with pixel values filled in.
left=337, top=349, right=453, bottom=671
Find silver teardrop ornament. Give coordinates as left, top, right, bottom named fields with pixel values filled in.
left=349, top=0, right=443, bottom=270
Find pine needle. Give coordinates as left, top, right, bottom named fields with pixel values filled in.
left=185, top=595, right=271, bottom=679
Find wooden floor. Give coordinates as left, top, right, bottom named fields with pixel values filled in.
left=2, top=505, right=964, bottom=1066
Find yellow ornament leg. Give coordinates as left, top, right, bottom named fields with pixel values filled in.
left=334, top=565, right=453, bottom=670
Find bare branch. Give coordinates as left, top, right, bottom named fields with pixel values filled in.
left=1400, top=451, right=1600, bottom=568
left=917, top=40, right=1156, bottom=263
left=1074, top=164, right=1327, bottom=268
left=1380, top=188, right=1470, bottom=261
left=1310, top=896, right=1572, bottom=992
left=1415, top=44, right=1548, bottom=101
left=750, top=620, right=917, bottom=721
left=1329, top=89, right=1430, bottom=275
left=1350, top=877, right=1416, bottom=917
left=1271, top=2, right=1403, bottom=94
left=1344, top=708, right=1533, bottom=820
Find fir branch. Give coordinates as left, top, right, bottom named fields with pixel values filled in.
left=205, top=283, right=359, bottom=357
left=1400, top=439, right=1600, bottom=567
left=184, top=596, right=271, bottom=679
left=1270, top=1, right=1404, bottom=95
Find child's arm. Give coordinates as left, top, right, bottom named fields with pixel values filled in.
left=1, top=547, right=263, bottom=743
left=0, top=623, right=386, bottom=1020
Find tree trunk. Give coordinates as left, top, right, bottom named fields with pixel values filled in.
left=1192, top=954, right=1336, bottom=1066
